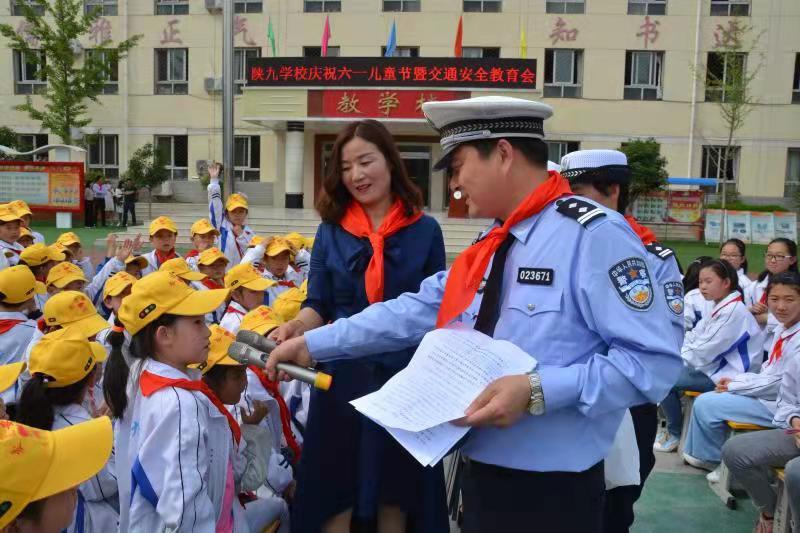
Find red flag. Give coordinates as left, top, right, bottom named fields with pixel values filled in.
left=321, top=15, right=331, bottom=57
left=454, top=16, right=463, bottom=57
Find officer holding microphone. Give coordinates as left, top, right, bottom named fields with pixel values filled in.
left=267, top=96, right=682, bottom=532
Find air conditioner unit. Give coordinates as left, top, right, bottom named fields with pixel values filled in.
left=204, top=76, right=223, bottom=93
left=196, top=159, right=210, bottom=174
left=205, top=0, right=222, bottom=12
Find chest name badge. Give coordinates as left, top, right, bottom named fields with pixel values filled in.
left=664, top=281, right=684, bottom=316
left=517, top=268, right=554, bottom=286
left=609, top=257, right=653, bottom=311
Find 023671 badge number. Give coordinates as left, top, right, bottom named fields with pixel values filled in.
left=517, top=268, right=554, bottom=286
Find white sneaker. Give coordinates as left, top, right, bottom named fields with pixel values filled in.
left=653, top=435, right=680, bottom=453
left=682, top=452, right=717, bottom=472
left=706, top=465, right=723, bottom=483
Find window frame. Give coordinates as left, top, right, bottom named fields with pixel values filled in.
left=234, top=47, right=261, bottom=94
left=461, top=47, right=501, bottom=59
left=544, top=48, right=583, bottom=98
left=624, top=50, right=664, bottom=101
left=383, top=0, right=420, bottom=11
left=792, top=54, right=800, bottom=104
left=701, top=145, right=740, bottom=186
left=710, top=0, right=750, bottom=17
left=154, top=0, right=189, bottom=15
left=784, top=148, right=800, bottom=198
left=234, top=135, right=261, bottom=182
left=154, top=48, right=189, bottom=95
left=84, top=0, right=117, bottom=16
left=16, top=134, right=49, bottom=161
left=545, top=0, right=585, bottom=14
left=463, top=0, right=502, bottom=13
left=86, top=49, right=119, bottom=95
left=13, top=49, right=47, bottom=95
left=234, top=0, right=262, bottom=13
left=11, top=0, right=44, bottom=16
left=155, top=135, right=189, bottom=181
left=627, top=0, right=666, bottom=15
left=303, top=0, right=341, bottom=12
left=546, top=141, right=580, bottom=163
left=88, top=134, right=120, bottom=180
left=302, top=46, right=341, bottom=57
left=705, top=51, right=747, bottom=103
left=380, top=46, right=420, bottom=58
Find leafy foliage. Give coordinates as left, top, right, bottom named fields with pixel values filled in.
left=619, top=138, right=668, bottom=205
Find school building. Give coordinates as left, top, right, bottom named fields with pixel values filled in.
left=1, top=0, right=799, bottom=212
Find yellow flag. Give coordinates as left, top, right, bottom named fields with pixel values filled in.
left=520, top=26, right=527, bottom=59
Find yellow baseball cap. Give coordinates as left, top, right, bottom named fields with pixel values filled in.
left=9, top=199, right=32, bottom=217
left=159, top=257, right=207, bottom=281
left=43, top=291, right=110, bottom=338
left=28, top=329, right=106, bottom=388
left=19, top=243, right=66, bottom=267
left=103, top=271, right=137, bottom=299
left=284, top=232, right=307, bottom=251
left=0, top=265, right=45, bottom=304
left=224, top=264, right=275, bottom=291
left=0, top=416, right=113, bottom=528
left=273, top=287, right=307, bottom=322
left=56, top=232, right=80, bottom=247
left=149, top=216, right=178, bottom=236
left=240, top=305, right=282, bottom=335
left=225, top=193, right=248, bottom=212
left=266, top=236, right=292, bottom=257
left=0, top=203, right=22, bottom=223
left=124, top=254, right=149, bottom=270
left=198, top=247, right=229, bottom=267
left=190, top=218, right=220, bottom=238
left=51, top=242, right=72, bottom=258
left=248, top=235, right=264, bottom=248
left=19, top=227, right=32, bottom=238
left=191, top=325, right=242, bottom=375
left=0, top=361, right=24, bottom=392
left=45, top=261, right=87, bottom=289
left=118, top=271, right=229, bottom=335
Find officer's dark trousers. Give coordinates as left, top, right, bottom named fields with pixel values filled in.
left=461, top=458, right=605, bottom=533
left=603, top=403, right=659, bottom=533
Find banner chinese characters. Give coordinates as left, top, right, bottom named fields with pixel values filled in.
left=310, top=90, right=467, bottom=119
left=0, top=162, right=83, bottom=212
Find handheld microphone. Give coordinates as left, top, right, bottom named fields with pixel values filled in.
left=228, top=341, right=332, bottom=391
left=236, top=329, right=278, bottom=354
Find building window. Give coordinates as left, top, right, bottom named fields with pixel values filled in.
left=710, top=0, right=750, bottom=16
left=624, top=50, right=663, bottom=100
left=304, top=0, right=340, bottom=12
left=628, top=0, right=665, bottom=15
left=546, top=0, right=584, bottom=14
left=792, top=54, right=799, bottom=104
left=88, top=135, right=119, bottom=180
left=234, top=47, right=260, bottom=94
left=381, top=46, right=419, bottom=57
left=702, top=145, right=740, bottom=184
left=546, top=141, right=580, bottom=163
left=705, top=52, right=746, bottom=103
left=785, top=149, right=800, bottom=197
left=234, top=0, right=262, bottom=13
left=155, top=135, right=188, bottom=181
left=86, top=49, right=118, bottom=95
left=16, top=134, right=48, bottom=161
left=462, top=47, right=500, bottom=58
left=302, top=46, right=341, bottom=57
left=155, top=0, right=188, bottom=15
left=544, top=49, right=583, bottom=98
left=234, top=136, right=260, bottom=181
left=155, top=48, right=188, bottom=95
left=84, top=0, right=117, bottom=15
left=383, top=0, right=420, bottom=11
left=13, top=50, right=46, bottom=95
left=463, top=1, right=501, bottom=13
left=11, top=0, right=44, bottom=15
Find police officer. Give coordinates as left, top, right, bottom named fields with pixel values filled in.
left=560, top=149, right=684, bottom=533
left=266, top=96, right=682, bottom=532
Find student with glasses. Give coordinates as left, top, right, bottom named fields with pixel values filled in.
left=720, top=238, right=753, bottom=293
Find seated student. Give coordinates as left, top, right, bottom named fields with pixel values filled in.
left=15, top=329, right=119, bottom=533
left=208, top=162, right=256, bottom=266
left=141, top=216, right=180, bottom=276
left=720, top=238, right=753, bottom=294
left=284, top=232, right=313, bottom=280
left=682, top=256, right=715, bottom=331
left=56, top=232, right=94, bottom=280
left=194, top=247, right=229, bottom=324
left=221, top=263, right=275, bottom=333
left=722, top=353, right=800, bottom=533
left=17, top=226, right=34, bottom=248
left=102, top=271, right=239, bottom=531
left=19, top=243, right=67, bottom=311
left=655, top=259, right=764, bottom=453
left=0, top=203, right=24, bottom=265
left=196, top=325, right=291, bottom=533
left=683, top=271, right=800, bottom=478
left=45, top=252, right=125, bottom=304
left=158, top=257, right=207, bottom=286
left=9, top=199, right=44, bottom=244
left=95, top=271, right=137, bottom=362
left=123, top=253, right=149, bottom=279
left=186, top=218, right=221, bottom=270
left=0, top=416, right=112, bottom=532
left=241, top=236, right=304, bottom=305
left=0, top=266, right=45, bottom=410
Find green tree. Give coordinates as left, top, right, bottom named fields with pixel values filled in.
left=0, top=127, right=23, bottom=159
left=0, top=0, right=141, bottom=144
left=619, top=138, right=668, bottom=206
left=126, top=143, right=169, bottom=221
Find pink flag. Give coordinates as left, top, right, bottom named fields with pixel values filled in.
left=321, top=15, right=331, bottom=57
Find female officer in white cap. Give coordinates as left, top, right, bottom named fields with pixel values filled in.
left=266, top=96, right=682, bottom=532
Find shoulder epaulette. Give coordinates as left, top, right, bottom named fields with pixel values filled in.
left=646, top=241, right=675, bottom=261
left=555, top=198, right=606, bottom=227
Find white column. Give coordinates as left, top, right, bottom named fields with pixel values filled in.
left=284, top=121, right=305, bottom=208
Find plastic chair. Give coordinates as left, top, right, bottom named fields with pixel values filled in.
left=711, top=421, right=770, bottom=509
left=773, top=468, right=792, bottom=533
left=677, top=390, right=703, bottom=456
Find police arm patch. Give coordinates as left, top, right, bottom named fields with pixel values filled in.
left=664, top=281, right=684, bottom=316
left=608, top=257, right=654, bottom=311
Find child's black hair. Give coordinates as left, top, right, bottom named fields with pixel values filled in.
left=16, top=369, right=96, bottom=431
left=758, top=238, right=798, bottom=282
left=683, top=256, right=714, bottom=293
left=699, top=258, right=741, bottom=297
left=721, top=238, right=748, bottom=274
left=766, top=271, right=800, bottom=297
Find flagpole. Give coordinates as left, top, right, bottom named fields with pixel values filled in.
left=222, top=0, right=234, bottom=195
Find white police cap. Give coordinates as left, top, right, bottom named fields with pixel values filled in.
left=547, top=161, right=562, bottom=172
left=560, top=149, right=630, bottom=184
left=422, top=96, right=553, bottom=171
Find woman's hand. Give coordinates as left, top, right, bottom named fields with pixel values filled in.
left=715, top=377, right=732, bottom=393
left=265, top=336, right=313, bottom=381
left=269, top=319, right=308, bottom=343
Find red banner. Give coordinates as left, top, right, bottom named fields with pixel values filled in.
left=315, top=89, right=464, bottom=119
left=0, top=161, right=84, bottom=213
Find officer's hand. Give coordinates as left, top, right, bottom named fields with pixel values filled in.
left=460, top=375, right=531, bottom=428
left=265, top=336, right=313, bottom=382
left=269, top=319, right=307, bottom=343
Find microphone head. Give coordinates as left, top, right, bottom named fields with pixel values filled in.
left=236, top=329, right=278, bottom=353
left=227, top=342, right=255, bottom=365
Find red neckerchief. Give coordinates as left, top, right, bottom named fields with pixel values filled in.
left=201, top=278, right=224, bottom=290
left=711, top=295, right=743, bottom=319
left=225, top=304, right=246, bottom=316
left=624, top=215, right=657, bottom=246
left=0, top=319, right=24, bottom=334
left=140, top=370, right=241, bottom=444
left=154, top=249, right=177, bottom=267
left=277, top=280, right=296, bottom=288
left=760, top=290, right=768, bottom=306
left=769, top=329, right=800, bottom=366
left=248, top=365, right=302, bottom=462
left=185, top=249, right=200, bottom=258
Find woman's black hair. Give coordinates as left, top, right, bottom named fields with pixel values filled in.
left=700, top=258, right=741, bottom=297
left=16, top=368, right=96, bottom=431
left=683, top=255, right=714, bottom=293
left=766, top=271, right=800, bottom=297
left=721, top=238, right=748, bottom=274
left=758, top=238, right=798, bottom=282
left=103, top=314, right=179, bottom=419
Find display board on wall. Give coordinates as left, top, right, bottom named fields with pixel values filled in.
left=0, top=162, right=84, bottom=212
left=704, top=210, right=798, bottom=244
left=632, top=191, right=703, bottom=223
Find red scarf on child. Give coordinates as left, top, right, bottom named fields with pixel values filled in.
left=154, top=249, right=177, bottom=267
left=624, top=215, right=657, bottom=246
left=249, top=366, right=302, bottom=462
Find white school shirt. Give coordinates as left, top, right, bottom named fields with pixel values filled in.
left=116, top=359, right=248, bottom=533
left=52, top=403, right=119, bottom=533
left=75, top=257, right=94, bottom=281
left=772, top=354, right=800, bottom=428
left=683, top=288, right=714, bottom=332
left=0, top=241, right=23, bottom=266
left=745, top=276, right=781, bottom=352
left=84, top=257, right=125, bottom=306
left=220, top=300, right=247, bottom=333
left=264, top=267, right=304, bottom=306
left=737, top=268, right=753, bottom=293
left=139, top=250, right=180, bottom=277
left=208, top=178, right=256, bottom=268
left=681, top=292, right=765, bottom=384
left=0, top=312, right=39, bottom=404
left=293, top=248, right=311, bottom=280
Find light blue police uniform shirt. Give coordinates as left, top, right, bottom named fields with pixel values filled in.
left=305, top=197, right=683, bottom=472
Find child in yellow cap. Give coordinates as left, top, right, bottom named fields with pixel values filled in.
left=17, top=226, right=34, bottom=248
left=141, top=215, right=180, bottom=275
left=192, top=248, right=229, bottom=324
left=240, top=235, right=304, bottom=305
left=285, top=232, right=312, bottom=279
left=207, top=162, right=256, bottom=266
left=124, top=254, right=149, bottom=279
left=102, top=271, right=240, bottom=531
left=9, top=199, right=45, bottom=245
left=158, top=257, right=207, bottom=285
left=185, top=218, right=221, bottom=270
left=95, top=271, right=138, bottom=359
left=14, top=328, right=119, bottom=532
left=0, top=203, right=24, bottom=265
left=221, top=263, right=275, bottom=333
left=0, top=416, right=112, bottom=531
left=56, top=231, right=94, bottom=280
